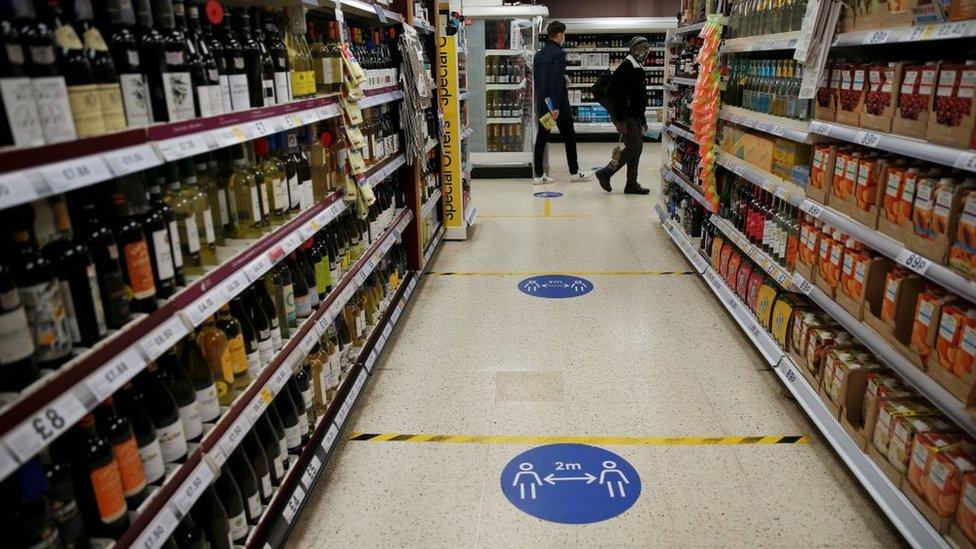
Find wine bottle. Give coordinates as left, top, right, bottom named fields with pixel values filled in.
left=226, top=144, right=263, bottom=239
left=227, top=448, right=261, bottom=524
left=262, top=9, right=290, bottom=104
left=183, top=0, right=221, bottom=117
left=0, top=0, right=44, bottom=147
left=157, top=348, right=203, bottom=443
left=197, top=0, right=230, bottom=113
left=286, top=376, right=310, bottom=443
left=141, top=174, right=178, bottom=298
left=254, top=137, right=287, bottom=228
left=273, top=387, right=301, bottom=454
left=215, top=304, right=247, bottom=399
left=179, top=159, right=218, bottom=267
left=136, top=366, right=187, bottom=463
left=249, top=7, right=274, bottom=106
left=5, top=205, right=73, bottom=370
left=172, top=513, right=207, bottom=549
left=228, top=295, right=258, bottom=387
left=15, top=0, right=75, bottom=142
left=324, top=21, right=342, bottom=93
left=72, top=414, right=130, bottom=538
left=77, top=0, right=126, bottom=132
left=163, top=162, right=203, bottom=275
left=234, top=8, right=263, bottom=107
left=254, top=411, right=284, bottom=484
left=244, top=287, right=272, bottom=372
left=93, top=397, right=148, bottom=509
left=217, top=7, right=247, bottom=111
left=196, top=154, right=227, bottom=247
left=41, top=446, right=87, bottom=547
left=242, top=430, right=272, bottom=503
left=72, top=198, right=130, bottom=329
left=288, top=252, right=311, bottom=320
left=0, top=264, right=39, bottom=394
left=296, top=243, right=318, bottom=309
left=282, top=6, right=306, bottom=97
left=264, top=400, right=288, bottom=469
left=253, top=277, right=281, bottom=352
left=110, top=180, right=158, bottom=313
left=133, top=0, right=167, bottom=122
left=247, top=142, right=271, bottom=235
left=154, top=0, right=195, bottom=121
left=189, top=486, right=232, bottom=549
left=181, top=335, right=220, bottom=424
left=270, top=262, right=295, bottom=334
left=115, top=381, right=166, bottom=485
left=213, top=466, right=249, bottom=543
left=2, top=457, right=61, bottom=547
left=146, top=168, right=185, bottom=287
left=295, top=362, right=315, bottom=426
left=310, top=233, right=330, bottom=302
left=197, top=314, right=233, bottom=406
left=101, top=0, right=152, bottom=127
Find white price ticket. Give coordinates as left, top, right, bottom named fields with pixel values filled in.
left=5, top=392, right=87, bottom=461
left=0, top=171, right=39, bottom=209
left=139, top=315, right=190, bottom=361
left=40, top=155, right=112, bottom=193
left=896, top=249, right=933, bottom=275
left=171, top=461, right=215, bottom=515
left=85, top=347, right=146, bottom=402
left=103, top=144, right=162, bottom=177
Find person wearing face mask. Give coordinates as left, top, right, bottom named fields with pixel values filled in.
left=532, top=20, right=590, bottom=185
left=594, top=36, right=651, bottom=195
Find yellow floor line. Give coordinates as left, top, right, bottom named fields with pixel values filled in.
left=543, top=199, right=552, bottom=217
left=349, top=432, right=809, bottom=446
left=427, top=270, right=695, bottom=276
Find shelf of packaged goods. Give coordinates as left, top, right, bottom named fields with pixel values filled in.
left=831, top=20, right=976, bottom=47
left=656, top=206, right=961, bottom=549
left=356, top=87, right=405, bottom=108
left=709, top=216, right=796, bottom=291
left=716, top=150, right=976, bottom=306
left=667, top=123, right=696, bottom=142
left=790, top=270, right=976, bottom=442
left=720, top=30, right=802, bottom=53
left=421, top=188, right=442, bottom=219
left=246, top=269, right=420, bottom=548
left=718, top=105, right=811, bottom=143
left=808, top=120, right=976, bottom=174
left=0, top=190, right=360, bottom=482
left=424, top=137, right=439, bottom=154
left=675, top=20, right=707, bottom=34
left=486, top=117, right=523, bottom=124
left=564, top=47, right=631, bottom=52
left=423, top=223, right=445, bottom=266
left=123, top=210, right=415, bottom=549
left=485, top=80, right=526, bottom=90
left=566, top=65, right=610, bottom=71
left=358, top=153, right=407, bottom=189
left=671, top=76, right=697, bottom=86
left=329, top=0, right=403, bottom=24
left=411, top=17, right=435, bottom=34
left=662, top=167, right=709, bottom=209
left=0, top=95, right=342, bottom=211
left=485, top=49, right=528, bottom=56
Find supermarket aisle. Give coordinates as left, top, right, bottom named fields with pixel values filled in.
left=289, top=142, right=901, bottom=547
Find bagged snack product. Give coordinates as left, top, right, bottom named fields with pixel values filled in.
left=725, top=252, right=743, bottom=288
left=810, top=145, right=835, bottom=192
left=912, top=176, right=939, bottom=240
left=863, top=62, right=904, bottom=132
left=736, top=262, right=753, bottom=301
left=887, top=411, right=953, bottom=473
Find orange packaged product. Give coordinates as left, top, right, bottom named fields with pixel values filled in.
left=934, top=179, right=962, bottom=238
left=881, top=267, right=911, bottom=323
left=855, top=156, right=885, bottom=211
left=791, top=312, right=821, bottom=359
left=937, top=305, right=976, bottom=372
left=832, top=151, right=851, bottom=200
left=957, top=473, right=976, bottom=543
left=910, top=286, right=953, bottom=359
left=925, top=439, right=976, bottom=516
left=736, top=262, right=753, bottom=301
left=719, top=243, right=733, bottom=278
left=953, top=319, right=976, bottom=381
left=817, top=230, right=834, bottom=281
left=746, top=271, right=764, bottom=311
left=888, top=412, right=954, bottom=474
left=805, top=328, right=852, bottom=378
left=841, top=247, right=870, bottom=300
left=823, top=348, right=874, bottom=404
left=826, top=235, right=846, bottom=288
left=897, top=168, right=922, bottom=227
left=950, top=190, right=976, bottom=278
left=842, top=152, right=861, bottom=201
left=725, top=252, right=742, bottom=288
left=810, top=145, right=834, bottom=190
left=883, top=163, right=909, bottom=223
left=912, top=177, right=940, bottom=239
left=862, top=373, right=907, bottom=421
left=908, top=431, right=958, bottom=496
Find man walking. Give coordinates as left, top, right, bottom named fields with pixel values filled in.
left=533, top=20, right=590, bottom=185
left=594, top=37, right=651, bottom=195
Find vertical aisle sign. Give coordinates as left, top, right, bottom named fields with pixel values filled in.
left=437, top=4, right=462, bottom=232
left=500, top=444, right=641, bottom=524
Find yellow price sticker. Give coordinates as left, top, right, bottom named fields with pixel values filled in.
left=260, top=388, right=273, bottom=404
left=311, top=220, right=321, bottom=231
left=231, top=127, right=246, bottom=142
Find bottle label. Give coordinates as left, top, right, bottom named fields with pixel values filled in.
left=89, top=460, right=127, bottom=523
left=123, top=239, right=156, bottom=299
left=258, top=183, right=270, bottom=216
left=288, top=174, right=300, bottom=209
left=167, top=221, right=184, bottom=269
left=302, top=178, right=313, bottom=211
left=151, top=228, right=176, bottom=281
left=273, top=454, right=284, bottom=478
left=60, top=278, right=80, bottom=344
left=249, top=185, right=262, bottom=223
left=19, top=280, right=72, bottom=362
left=31, top=75, right=77, bottom=143
left=196, top=84, right=218, bottom=118
left=118, top=73, right=152, bottom=127
left=270, top=323, right=282, bottom=352
left=301, top=388, right=313, bottom=410
left=228, top=334, right=248, bottom=375
left=298, top=413, right=308, bottom=436
left=285, top=424, right=300, bottom=449
left=196, top=384, right=220, bottom=422
left=357, top=310, right=365, bottom=336
left=207, top=83, right=222, bottom=116
left=229, top=511, right=248, bottom=541
left=0, top=304, right=34, bottom=364
left=295, top=292, right=311, bottom=318
left=274, top=72, right=291, bottom=104
left=202, top=208, right=216, bottom=244
left=184, top=216, right=201, bottom=253
left=315, top=258, right=330, bottom=295
left=246, top=492, right=262, bottom=520
left=283, top=283, right=296, bottom=323
left=156, top=418, right=187, bottom=462
left=218, top=74, right=232, bottom=113
left=0, top=76, right=44, bottom=146
left=258, top=336, right=273, bottom=367
left=217, top=190, right=230, bottom=225
left=218, top=346, right=234, bottom=383
left=326, top=354, right=341, bottom=388
left=260, top=473, right=273, bottom=499
left=291, top=72, right=304, bottom=98
left=97, top=83, right=127, bottom=132
left=246, top=349, right=260, bottom=378
left=113, top=435, right=147, bottom=496
left=263, top=79, right=275, bottom=106
left=229, top=74, right=250, bottom=112
left=86, top=263, right=107, bottom=336
left=178, top=401, right=203, bottom=440
left=162, top=72, right=196, bottom=121
left=67, top=83, right=105, bottom=138
left=137, top=438, right=166, bottom=484
left=272, top=178, right=288, bottom=210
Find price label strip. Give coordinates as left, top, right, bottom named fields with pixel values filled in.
left=792, top=272, right=814, bottom=295
left=282, top=484, right=307, bottom=524
left=244, top=254, right=273, bottom=283
left=40, top=155, right=113, bottom=193
left=896, top=248, right=932, bottom=275
left=85, top=347, right=146, bottom=403
left=0, top=172, right=39, bottom=210
left=218, top=272, right=248, bottom=302
left=134, top=506, right=179, bottom=549
left=171, top=461, right=215, bottom=516
left=217, top=415, right=252, bottom=459
left=183, top=290, right=222, bottom=327
left=5, top=392, right=87, bottom=461
left=799, top=199, right=824, bottom=218
left=104, top=144, right=163, bottom=177
left=156, top=133, right=209, bottom=162
left=139, top=313, right=191, bottom=362
left=301, top=454, right=322, bottom=490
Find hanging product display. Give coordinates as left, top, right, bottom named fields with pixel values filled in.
left=689, top=14, right=723, bottom=212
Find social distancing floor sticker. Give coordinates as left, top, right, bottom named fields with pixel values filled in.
left=349, top=432, right=810, bottom=445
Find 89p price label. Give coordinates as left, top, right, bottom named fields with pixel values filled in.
left=799, top=199, right=824, bottom=218
left=955, top=152, right=976, bottom=172
left=896, top=249, right=933, bottom=275
left=808, top=120, right=831, bottom=135
left=856, top=130, right=881, bottom=147
left=6, top=392, right=86, bottom=461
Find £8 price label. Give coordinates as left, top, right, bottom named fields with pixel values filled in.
left=896, top=249, right=932, bottom=275
left=139, top=315, right=189, bottom=361
left=41, top=156, right=112, bottom=193
left=6, top=392, right=86, bottom=461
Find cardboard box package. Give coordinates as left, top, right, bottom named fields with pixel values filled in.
left=893, top=63, right=939, bottom=139
left=815, top=63, right=838, bottom=122
left=836, top=64, right=867, bottom=127
left=904, top=432, right=975, bottom=533
left=888, top=412, right=954, bottom=474
left=773, top=139, right=811, bottom=182
left=880, top=162, right=919, bottom=243
left=950, top=0, right=976, bottom=20
left=909, top=285, right=955, bottom=363
left=954, top=474, right=976, bottom=547
left=950, top=190, right=976, bottom=279
left=907, top=177, right=969, bottom=264
left=808, top=145, right=836, bottom=204
left=863, top=62, right=905, bottom=133
left=851, top=155, right=888, bottom=228
left=844, top=0, right=917, bottom=30
left=927, top=61, right=976, bottom=150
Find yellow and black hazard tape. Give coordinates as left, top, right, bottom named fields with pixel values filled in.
left=426, top=270, right=695, bottom=277
left=348, top=433, right=809, bottom=446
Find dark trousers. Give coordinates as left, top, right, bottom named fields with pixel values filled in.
left=599, top=117, right=642, bottom=186
left=533, top=116, right=579, bottom=177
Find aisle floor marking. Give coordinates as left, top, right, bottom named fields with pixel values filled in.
left=349, top=432, right=809, bottom=446
left=428, top=270, right=694, bottom=277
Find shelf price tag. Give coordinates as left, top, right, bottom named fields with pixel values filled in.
left=0, top=172, right=39, bottom=210
left=139, top=315, right=191, bottom=361
left=218, top=272, right=248, bottom=302
left=955, top=152, right=976, bottom=172
left=856, top=130, right=881, bottom=147
left=808, top=120, right=831, bottom=136
left=322, top=423, right=339, bottom=453
left=299, top=109, right=317, bottom=124
left=183, top=290, right=222, bottom=327
left=756, top=121, right=771, bottom=134
left=244, top=395, right=266, bottom=423
left=335, top=400, right=350, bottom=426
left=243, top=254, right=272, bottom=282
left=771, top=125, right=786, bottom=137
left=896, top=249, right=933, bottom=275
left=281, top=232, right=302, bottom=254
left=104, top=144, right=162, bottom=177
left=249, top=120, right=272, bottom=137
left=156, top=134, right=208, bottom=161
left=862, top=29, right=890, bottom=44
left=364, top=349, right=378, bottom=373
left=301, top=454, right=322, bottom=490
left=134, top=506, right=179, bottom=549
left=40, top=155, right=112, bottom=193
left=792, top=272, right=814, bottom=295
left=5, top=392, right=86, bottom=461
left=774, top=186, right=790, bottom=200
left=85, top=347, right=146, bottom=402
left=172, top=462, right=215, bottom=516
left=0, top=446, right=18, bottom=483
left=211, top=126, right=245, bottom=148
left=217, top=415, right=251, bottom=460
left=799, top=199, right=824, bottom=218
left=282, top=485, right=306, bottom=524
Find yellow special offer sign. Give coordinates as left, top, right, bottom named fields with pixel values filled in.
left=437, top=31, right=462, bottom=230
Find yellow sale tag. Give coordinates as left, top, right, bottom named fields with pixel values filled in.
left=260, top=388, right=273, bottom=404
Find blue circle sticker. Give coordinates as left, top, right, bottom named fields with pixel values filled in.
left=534, top=191, right=563, bottom=198
left=501, top=444, right=641, bottom=524
left=518, top=275, right=593, bottom=298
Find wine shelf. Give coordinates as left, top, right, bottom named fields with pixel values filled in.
left=662, top=166, right=708, bottom=209
left=674, top=20, right=707, bottom=34
left=718, top=105, right=811, bottom=143
left=412, top=17, right=435, bottom=34
left=356, top=87, right=405, bottom=108
left=421, top=188, right=443, bottom=219
left=709, top=216, right=795, bottom=291
left=720, top=30, right=802, bottom=53
left=361, top=153, right=407, bottom=189
left=123, top=209, right=415, bottom=549
left=831, top=20, right=976, bottom=47
left=656, top=205, right=952, bottom=549
left=424, top=137, right=439, bottom=154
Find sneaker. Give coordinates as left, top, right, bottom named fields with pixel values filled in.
left=595, top=170, right=612, bottom=193
left=570, top=171, right=592, bottom=182
left=624, top=183, right=650, bottom=195
left=533, top=174, right=554, bottom=185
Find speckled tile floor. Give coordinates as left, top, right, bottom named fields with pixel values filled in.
left=287, top=142, right=903, bottom=548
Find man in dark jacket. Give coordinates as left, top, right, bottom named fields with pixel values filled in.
left=532, top=20, right=589, bottom=185
left=594, top=36, right=651, bottom=195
